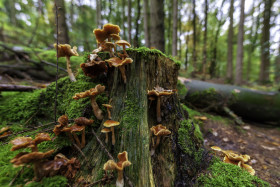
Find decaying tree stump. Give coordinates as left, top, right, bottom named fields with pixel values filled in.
left=80, top=49, right=207, bottom=186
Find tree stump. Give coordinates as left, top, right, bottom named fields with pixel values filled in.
left=81, top=48, right=206, bottom=186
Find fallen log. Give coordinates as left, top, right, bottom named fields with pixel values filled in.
left=0, top=84, right=39, bottom=91
left=179, top=78, right=280, bottom=124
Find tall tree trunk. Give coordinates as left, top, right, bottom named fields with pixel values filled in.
left=275, top=41, right=280, bottom=82
left=133, top=0, right=141, bottom=47
left=128, top=0, right=132, bottom=44
left=55, top=0, right=70, bottom=44
left=235, top=0, right=245, bottom=85
left=70, top=0, right=74, bottom=26
left=150, top=0, right=165, bottom=52
left=202, top=0, right=208, bottom=80
left=167, top=0, right=172, bottom=55
left=96, top=0, right=101, bottom=28
left=226, top=0, right=234, bottom=83
left=259, top=0, right=273, bottom=84
left=185, top=32, right=190, bottom=70
left=108, top=0, right=113, bottom=22
left=122, top=0, right=127, bottom=40
left=143, top=0, right=151, bottom=47
left=172, top=0, right=178, bottom=56
left=178, top=0, right=182, bottom=59
left=192, top=0, right=197, bottom=70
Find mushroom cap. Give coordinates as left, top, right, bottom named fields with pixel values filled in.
left=225, top=152, right=250, bottom=163
left=73, top=84, right=105, bottom=100
left=103, top=151, right=131, bottom=171
left=105, top=57, right=133, bottom=67
left=34, top=133, right=51, bottom=145
left=223, top=155, right=241, bottom=166
left=115, top=40, right=131, bottom=47
left=93, top=24, right=121, bottom=43
left=110, top=34, right=121, bottom=41
left=150, top=124, right=171, bottom=136
left=54, top=44, right=79, bottom=58
left=101, top=128, right=111, bottom=133
left=53, top=126, right=71, bottom=135
left=241, top=163, right=255, bottom=175
left=58, top=115, right=69, bottom=127
left=10, top=137, right=33, bottom=151
left=74, top=117, right=94, bottom=126
left=147, top=86, right=174, bottom=97
left=102, top=104, right=113, bottom=109
left=103, top=120, right=120, bottom=128
left=11, top=150, right=55, bottom=166
left=0, top=127, right=10, bottom=134
left=103, top=42, right=115, bottom=50
left=70, top=124, right=85, bottom=132
left=80, top=60, right=108, bottom=79
left=211, top=146, right=222, bottom=152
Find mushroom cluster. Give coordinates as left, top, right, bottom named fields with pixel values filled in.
left=211, top=146, right=255, bottom=175
left=10, top=133, right=54, bottom=181
left=103, top=151, right=131, bottom=187
left=148, top=86, right=174, bottom=122
left=53, top=115, right=94, bottom=148
left=150, top=124, right=171, bottom=155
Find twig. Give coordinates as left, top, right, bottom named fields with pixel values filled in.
left=0, top=84, right=39, bottom=91
left=73, top=143, right=92, bottom=170
left=90, top=128, right=134, bottom=187
left=9, top=167, right=24, bottom=186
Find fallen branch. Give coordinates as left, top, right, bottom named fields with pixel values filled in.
left=0, top=84, right=39, bottom=91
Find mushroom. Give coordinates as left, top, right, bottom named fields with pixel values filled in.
left=103, top=120, right=120, bottom=145
left=11, top=150, right=55, bottom=181
left=103, top=151, right=131, bottom=187
left=211, top=146, right=255, bottom=175
left=105, top=57, right=133, bottom=84
left=80, top=54, right=108, bottom=79
left=115, top=40, right=131, bottom=57
left=147, top=86, right=174, bottom=122
left=74, top=117, right=94, bottom=148
left=103, top=42, right=115, bottom=57
left=101, top=128, right=111, bottom=144
left=54, top=44, right=79, bottom=82
left=69, top=124, right=84, bottom=148
left=53, top=115, right=74, bottom=142
left=150, top=124, right=171, bottom=149
left=102, top=104, right=113, bottom=119
left=73, top=84, right=105, bottom=120
left=93, top=24, right=121, bottom=44
left=110, top=34, right=121, bottom=41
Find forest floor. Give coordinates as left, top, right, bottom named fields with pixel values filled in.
left=199, top=115, right=280, bottom=186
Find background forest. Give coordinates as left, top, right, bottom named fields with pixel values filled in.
left=0, top=0, right=279, bottom=86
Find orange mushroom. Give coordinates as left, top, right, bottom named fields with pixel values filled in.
left=73, top=84, right=105, bottom=120
left=103, top=120, right=120, bottom=145
left=115, top=40, right=131, bottom=57
left=101, top=128, right=111, bottom=144
left=150, top=124, right=171, bottom=149
left=102, top=104, right=113, bottom=119
left=80, top=54, right=108, bottom=79
left=54, top=44, right=79, bottom=82
left=103, top=151, right=131, bottom=187
left=74, top=117, right=94, bottom=148
left=105, top=57, right=133, bottom=84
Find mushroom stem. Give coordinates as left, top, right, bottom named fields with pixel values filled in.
left=90, top=97, right=104, bottom=120
left=65, top=56, right=77, bottom=82
left=119, top=65, right=127, bottom=84
left=116, top=170, right=124, bottom=187
left=72, top=133, right=81, bottom=148
left=33, top=161, right=42, bottom=181
left=67, top=132, right=74, bottom=142
left=156, top=96, right=161, bottom=122
left=105, top=133, right=109, bottom=144
left=31, top=146, right=38, bottom=152
left=122, top=46, right=127, bottom=56
left=155, top=136, right=161, bottom=149
left=111, top=127, right=115, bottom=145
left=81, top=128, right=85, bottom=148
left=107, top=108, right=112, bottom=120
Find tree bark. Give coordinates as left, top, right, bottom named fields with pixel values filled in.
left=143, top=0, right=151, bottom=47
left=260, top=0, right=273, bottom=84
left=122, top=0, right=127, bottom=40
left=202, top=0, right=208, bottom=80
left=172, top=0, right=178, bottom=57
left=54, top=0, right=70, bottom=44
left=179, top=78, right=280, bottom=123
left=226, top=0, right=234, bottom=83
left=133, top=0, right=141, bottom=47
left=235, top=0, right=245, bottom=85
left=81, top=50, right=206, bottom=186
left=150, top=0, right=165, bottom=52
left=96, top=0, right=102, bottom=28
left=192, top=0, right=197, bottom=70
left=128, top=0, right=132, bottom=44
left=275, top=42, right=280, bottom=82
left=185, top=32, right=190, bottom=70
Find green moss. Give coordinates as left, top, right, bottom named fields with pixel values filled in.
left=25, top=176, right=68, bottom=187
left=196, top=159, right=269, bottom=187
left=177, top=81, right=188, bottom=99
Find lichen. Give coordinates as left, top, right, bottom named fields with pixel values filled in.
left=195, top=158, right=269, bottom=187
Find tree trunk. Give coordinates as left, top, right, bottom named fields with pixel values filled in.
left=128, top=0, right=132, bottom=44
left=275, top=42, right=280, bottom=82
left=143, top=0, right=151, bottom=47
left=202, top=0, right=208, bottom=80
left=185, top=32, right=190, bottom=70
left=150, top=0, right=165, bottom=52
left=179, top=78, right=280, bottom=124
left=226, top=0, right=234, bottom=83
left=81, top=50, right=206, bottom=186
left=192, top=0, right=197, bottom=70
left=122, top=0, right=127, bottom=40
left=96, top=0, right=102, bottom=28
left=167, top=0, right=172, bottom=55
left=235, top=0, right=245, bottom=85
left=133, top=0, right=141, bottom=47
left=54, top=0, right=70, bottom=44
left=260, top=0, right=273, bottom=84
left=172, top=0, right=178, bottom=57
